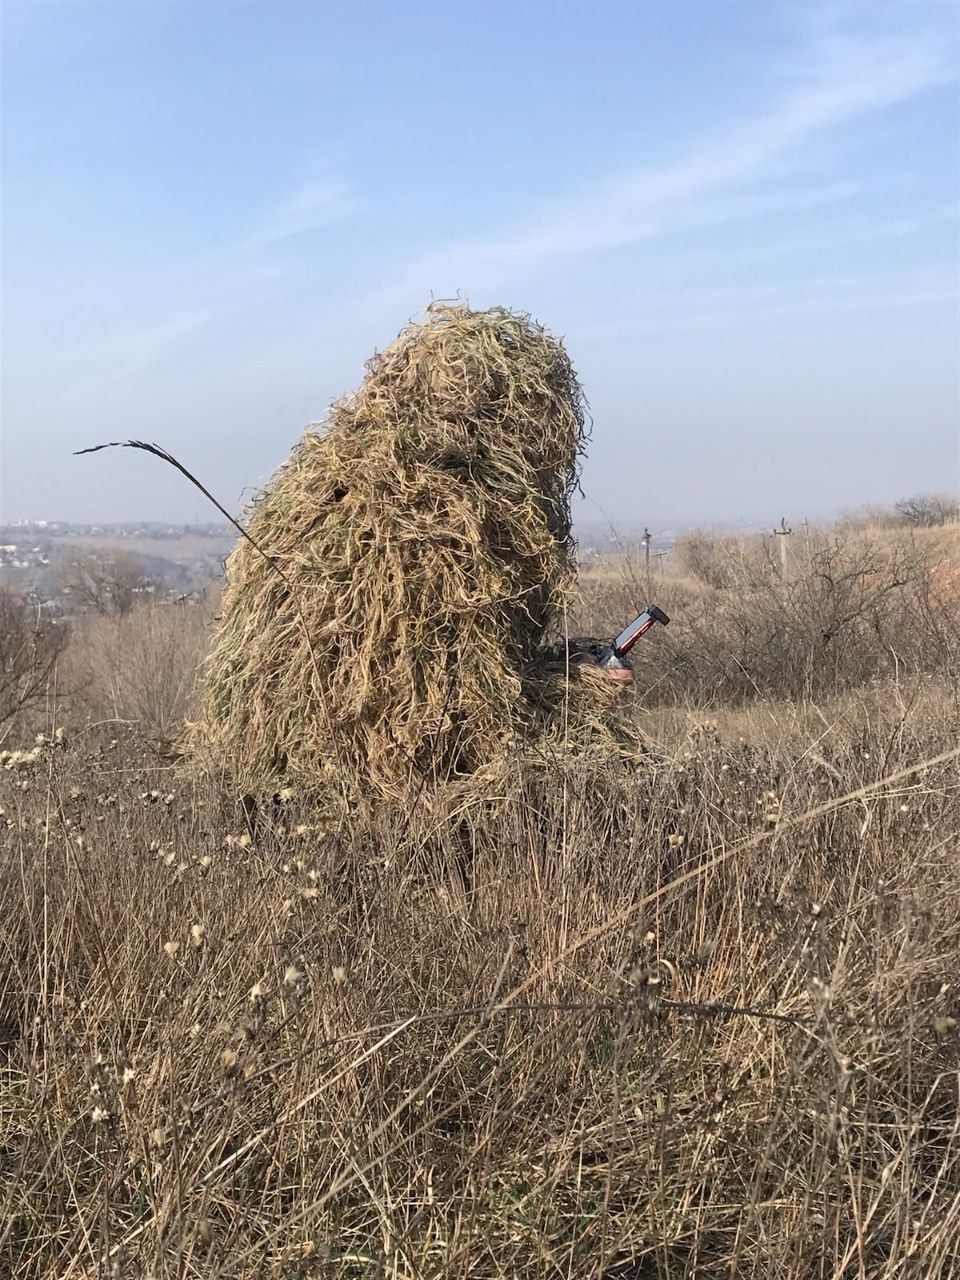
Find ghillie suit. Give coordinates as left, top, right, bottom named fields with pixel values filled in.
left=191, top=303, right=650, bottom=806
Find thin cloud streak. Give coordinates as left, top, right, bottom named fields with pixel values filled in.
left=370, top=23, right=955, bottom=301
left=572, top=264, right=960, bottom=342
left=243, top=176, right=359, bottom=250
left=39, top=177, right=360, bottom=394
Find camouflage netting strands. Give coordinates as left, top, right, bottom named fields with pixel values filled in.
left=194, top=303, right=593, bottom=797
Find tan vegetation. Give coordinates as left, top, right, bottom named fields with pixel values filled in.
left=0, top=591, right=68, bottom=731
left=56, top=597, right=214, bottom=739
left=1, top=519, right=959, bottom=1278
left=579, top=521, right=960, bottom=704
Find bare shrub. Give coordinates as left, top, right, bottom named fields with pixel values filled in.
left=671, top=528, right=757, bottom=590
left=0, top=589, right=68, bottom=733
left=895, top=492, right=960, bottom=528
left=580, top=527, right=960, bottom=705
left=836, top=504, right=902, bottom=530
left=57, top=549, right=156, bottom=617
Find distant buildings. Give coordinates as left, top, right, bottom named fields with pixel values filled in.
left=0, top=521, right=233, bottom=607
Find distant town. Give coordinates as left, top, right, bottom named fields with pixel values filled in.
left=0, top=521, right=235, bottom=612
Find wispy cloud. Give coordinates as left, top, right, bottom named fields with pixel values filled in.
left=571, top=263, right=959, bottom=343
left=702, top=201, right=960, bottom=267
left=60, top=176, right=360, bottom=384
left=244, top=175, right=359, bottom=250
left=115, top=307, right=221, bottom=354
left=376, top=18, right=955, bottom=299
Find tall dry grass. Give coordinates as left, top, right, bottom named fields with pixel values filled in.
left=55, top=598, right=214, bottom=738
left=1, top=526, right=958, bottom=1278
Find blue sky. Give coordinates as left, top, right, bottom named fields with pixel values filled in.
left=2, top=0, right=958, bottom=525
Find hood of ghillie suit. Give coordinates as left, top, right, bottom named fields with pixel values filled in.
left=189, top=302, right=642, bottom=802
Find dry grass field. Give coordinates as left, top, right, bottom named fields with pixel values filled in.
left=1, top=522, right=959, bottom=1278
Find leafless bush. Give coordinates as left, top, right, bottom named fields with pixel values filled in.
left=583, top=526, right=960, bottom=706
left=57, top=549, right=157, bottom=616
left=836, top=504, right=902, bottom=530
left=671, top=528, right=759, bottom=590
left=895, top=492, right=960, bottom=528
left=0, top=589, right=68, bottom=732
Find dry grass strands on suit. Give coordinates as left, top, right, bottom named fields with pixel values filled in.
left=190, top=302, right=647, bottom=801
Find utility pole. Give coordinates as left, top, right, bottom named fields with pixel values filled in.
left=774, top=517, right=792, bottom=578
left=654, top=550, right=667, bottom=576
left=641, top=527, right=652, bottom=599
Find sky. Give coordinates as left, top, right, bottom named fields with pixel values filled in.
left=2, top=0, right=958, bottom=527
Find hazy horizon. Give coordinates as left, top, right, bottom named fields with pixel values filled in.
left=2, top=0, right=958, bottom=526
